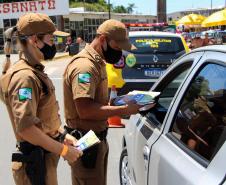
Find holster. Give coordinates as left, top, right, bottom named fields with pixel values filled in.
left=81, top=144, right=99, bottom=169
left=12, top=142, right=47, bottom=185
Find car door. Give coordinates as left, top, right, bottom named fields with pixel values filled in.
left=126, top=51, right=204, bottom=185
left=147, top=51, right=226, bottom=185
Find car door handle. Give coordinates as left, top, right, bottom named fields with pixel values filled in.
left=143, top=145, right=150, bottom=171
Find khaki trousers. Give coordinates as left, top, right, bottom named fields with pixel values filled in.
left=12, top=153, right=59, bottom=185
left=70, top=140, right=109, bottom=185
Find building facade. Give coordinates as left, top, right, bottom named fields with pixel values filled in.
left=0, top=2, right=156, bottom=53
left=0, top=0, right=69, bottom=53
left=63, top=8, right=156, bottom=43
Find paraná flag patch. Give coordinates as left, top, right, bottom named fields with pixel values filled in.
left=78, top=73, right=91, bottom=83
left=18, top=88, right=32, bottom=101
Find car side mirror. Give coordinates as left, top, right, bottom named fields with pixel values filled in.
left=139, top=102, right=157, bottom=116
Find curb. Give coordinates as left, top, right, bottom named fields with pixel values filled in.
left=53, top=52, right=70, bottom=60
left=43, top=52, right=71, bottom=63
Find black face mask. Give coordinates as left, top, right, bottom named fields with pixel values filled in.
left=39, top=43, right=56, bottom=60
left=102, top=43, right=122, bottom=64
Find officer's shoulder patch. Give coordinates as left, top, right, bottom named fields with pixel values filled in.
left=78, top=73, right=91, bottom=83
left=18, top=88, right=32, bottom=101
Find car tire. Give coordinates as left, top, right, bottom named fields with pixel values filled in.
left=119, top=148, right=132, bottom=185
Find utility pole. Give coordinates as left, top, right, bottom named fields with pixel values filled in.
left=108, top=0, right=111, bottom=19
left=210, top=0, right=213, bottom=15
left=157, top=0, right=167, bottom=22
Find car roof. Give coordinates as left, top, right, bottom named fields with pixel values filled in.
left=190, top=45, right=226, bottom=54
left=129, top=31, right=181, bottom=38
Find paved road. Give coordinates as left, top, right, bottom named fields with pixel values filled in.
left=0, top=55, right=124, bottom=185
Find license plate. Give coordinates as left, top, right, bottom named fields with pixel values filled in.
left=144, top=69, right=165, bottom=77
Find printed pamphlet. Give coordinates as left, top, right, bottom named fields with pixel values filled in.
left=113, top=90, right=161, bottom=106
left=75, top=130, right=100, bottom=151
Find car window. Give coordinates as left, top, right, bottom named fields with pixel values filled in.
left=129, top=36, right=184, bottom=54
left=145, top=64, right=191, bottom=127
left=171, top=63, right=226, bottom=162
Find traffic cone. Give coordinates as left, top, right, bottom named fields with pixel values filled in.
left=108, top=85, right=124, bottom=128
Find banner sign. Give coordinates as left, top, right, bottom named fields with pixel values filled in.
left=0, top=0, right=69, bottom=19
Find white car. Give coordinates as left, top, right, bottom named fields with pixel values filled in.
left=120, top=45, right=226, bottom=185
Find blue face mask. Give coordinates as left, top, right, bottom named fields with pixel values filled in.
left=39, top=43, right=56, bottom=60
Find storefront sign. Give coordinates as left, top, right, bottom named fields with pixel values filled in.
left=0, top=0, right=69, bottom=19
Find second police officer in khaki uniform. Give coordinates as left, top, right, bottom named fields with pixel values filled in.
left=0, top=13, right=82, bottom=185
left=64, top=19, right=155, bottom=185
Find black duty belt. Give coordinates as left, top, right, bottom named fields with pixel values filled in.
left=64, top=126, right=108, bottom=141
left=52, top=131, right=67, bottom=143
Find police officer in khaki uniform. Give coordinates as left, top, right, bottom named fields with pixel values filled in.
left=63, top=19, right=155, bottom=185
left=0, top=13, right=82, bottom=185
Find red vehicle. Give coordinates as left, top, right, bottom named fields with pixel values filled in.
left=124, top=22, right=176, bottom=33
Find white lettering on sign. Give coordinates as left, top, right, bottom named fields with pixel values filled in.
left=0, top=0, right=69, bottom=19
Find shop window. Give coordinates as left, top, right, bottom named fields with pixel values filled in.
left=11, top=19, right=17, bottom=26
left=3, top=19, right=10, bottom=28
left=88, top=19, right=91, bottom=25
left=84, top=18, right=88, bottom=25
left=0, top=37, right=4, bottom=50
left=79, top=21, right=83, bottom=28
left=92, top=19, right=95, bottom=25
left=50, top=16, right=57, bottom=24
left=171, top=63, right=226, bottom=161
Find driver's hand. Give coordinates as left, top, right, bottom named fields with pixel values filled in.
left=139, top=103, right=156, bottom=112
left=123, top=101, right=145, bottom=115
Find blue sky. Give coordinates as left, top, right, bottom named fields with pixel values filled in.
left=111, top=0, right=225, bottom=15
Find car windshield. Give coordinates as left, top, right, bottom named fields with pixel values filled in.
left=129, top=36, right=184, bottom=54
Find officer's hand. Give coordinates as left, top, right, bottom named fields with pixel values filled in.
left=124, top=102, right=156, bottom=115
left=123, top=102, right=143, bottom=115
left=64, top=145, right=83, bottom=163
left=64, top=134, right=77, bottom=146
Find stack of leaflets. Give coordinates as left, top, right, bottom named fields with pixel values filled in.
left=75, top=130, right=100, bottom=151
left=113, top=90, right=161, bottom=106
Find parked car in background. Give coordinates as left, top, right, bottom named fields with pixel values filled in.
left=217, top=30, right=226, bottom=43
left=201, top=30, right=223, bottom=44
left=119, top=45, right=226, bottom=185
left=107, top=31, right=189, bottom=95
left=181, top=32, right=192, bottom=42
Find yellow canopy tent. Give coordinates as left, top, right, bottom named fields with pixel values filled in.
left=176, top=13, right=206, bottom=26
left=202, top=9, right=226, bottom=27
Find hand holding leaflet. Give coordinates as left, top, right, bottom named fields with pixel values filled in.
left=75, top=130, right=100, bottom=151
left=113, top=90, right=161, bottom=106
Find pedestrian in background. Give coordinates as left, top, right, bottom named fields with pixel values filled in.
left=65, top=36, right=73, bottom=52
left=0, top=13, right=82, bottom=185
left=203, top=32, right=214, bottom=46
left=63, top=19, right=155, bottom=185
left=189, top=33, right=204, bottom=49
left=76, top=34, right=86, bottom=52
